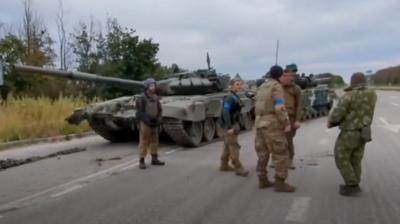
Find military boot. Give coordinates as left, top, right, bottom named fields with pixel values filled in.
left=151, top=154, right=165, bottom=166
left=339, top=184, right=361, bottom=196
left=274, top=177, right=296, bottom=192
left=289, top=160, right=296, bottom=170
left=220, top=161, right=235, bottom=171
left=139, top=158, right=146, bottom=169
left=235, top=168, right=249, bottom=177
left=258, top=175, right=274, bottom=189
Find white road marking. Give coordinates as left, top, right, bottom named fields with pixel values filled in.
left=120, top=162, right=139, bottom=171
left=165, top=149, right=177, bottom=155
left=285, top=197, right=311, bottom=223
left=379, top=117, right=400, bottom=133
left=51, top=184, right=83, bottom=198
left=0, top=146, right=182, bottom=211
left=0, top=159, right=138, bottom=211
left=391, top=102, right=400, bottom=107
left=325, top=129, right=332, bottom=133
left=318, top=138, right=328, bottom=145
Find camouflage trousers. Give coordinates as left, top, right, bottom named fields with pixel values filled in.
left=138, top=121, right=159, bottom=158
left=255, top=127, right=289, bottom=179
left=334, top=130, right=366, bottom=186
left=221, top=131, right=243, bottom=169
left=286, top=126, right=297, bottom=160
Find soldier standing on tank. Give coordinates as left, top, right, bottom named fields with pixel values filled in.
left=136, top=78, right=165, bottom=169
left=254, top=65, right=295, bottom=192
left=280, top=64, right=303, bottom=169
left=327, top=72, right=377, bottom=196
left=219, top=79, right=249, bottom=177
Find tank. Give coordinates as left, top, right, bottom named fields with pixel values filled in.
left=293, top=74, right=336, bottom=120
left=255, top=73, right=335, bottom=121
left=14, top=64, right=255, bottom=147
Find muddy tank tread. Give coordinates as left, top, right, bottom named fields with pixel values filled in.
left=162, top=118, right=200, bottom=147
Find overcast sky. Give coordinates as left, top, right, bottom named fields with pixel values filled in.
left=1, top=0, right=400, bottom=82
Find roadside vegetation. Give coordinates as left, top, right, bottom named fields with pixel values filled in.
left=0, top=95, right=91, bottom=143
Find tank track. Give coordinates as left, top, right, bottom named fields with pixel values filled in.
left=162, top=118, right=198, bottom=147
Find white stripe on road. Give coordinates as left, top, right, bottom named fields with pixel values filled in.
left=391, top=102, right=400, bottom=107
left=0, top=148, right=179, bottom=211
left=285, top=197, right=311, bottom=223
left=165, top=149, right=177, bottom=155
left=379, top=117, right=400, bottom=133
left=120, top=162, right=139, bottom=171
left=0, top=159, right=138, bottom=211
left=51, top=184, right=83, bottom=198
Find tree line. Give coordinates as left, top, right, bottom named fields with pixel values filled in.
left=369, top=66, right=400, bottom=86
left=0, top=0, right=174, bottom=101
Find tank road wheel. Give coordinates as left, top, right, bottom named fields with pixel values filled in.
left=184, top=121, right=203, bottom=147
left=215, top=117, right=225, bottom=138
left=202, top=118, right=216, bottom=142
left=240, top=112, right=254, bottom=130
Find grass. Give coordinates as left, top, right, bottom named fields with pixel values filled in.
left=0, top=95, right=91, bottom=143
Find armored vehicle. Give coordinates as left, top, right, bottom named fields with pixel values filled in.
left=294, top=74, right=335, bottom=120
left=14, top=64, right=254, bottom=147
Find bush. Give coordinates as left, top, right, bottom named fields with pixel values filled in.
left=0, top=95, right=91, bottom=143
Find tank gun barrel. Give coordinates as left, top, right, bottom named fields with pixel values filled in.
left=14, top=64, right=148, bottom=89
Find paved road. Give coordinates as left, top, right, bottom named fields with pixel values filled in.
left=0, top=90, right=400, bottom=224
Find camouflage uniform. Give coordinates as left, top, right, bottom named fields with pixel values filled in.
left=255, top=78, right=294, bottom=191
left=283, top=84, right=302, bottom=164
left=220, top=91, right=248, bottom=176
left=136, top=89, right=164, bottom=168
left=328, top=85, right=377, bottom=187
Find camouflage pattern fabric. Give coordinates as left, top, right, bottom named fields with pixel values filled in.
left=284, top=85, right=302, bottom=160
left=138, top=121, right=159, bottom=158
left=286, top=118, right=297, bottom=160
left=254, top=78, right=290, bottom=179
left=329, top=86, right=377, bottom=131
left=221, top=131, right=243, bottom=170
left=329, top=85, right=377, bottom=185
left=334, top=131, right=365, bottom=185
left=255, top=126, right=289, bottom=179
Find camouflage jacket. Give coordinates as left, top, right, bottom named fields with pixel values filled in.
left=255, top=78, right=290, bottom=129
left=222, top=91, right=242, bottom=130
left=283, top=84, right=303, bottom=122
left=328, top=85, right=377, bottom=131
left=136, top=92, right=162, bottom=127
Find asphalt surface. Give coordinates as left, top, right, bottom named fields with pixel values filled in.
left=0, top=90, right=400, bottom=224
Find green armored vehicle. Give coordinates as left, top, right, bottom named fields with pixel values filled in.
left=14, top=63, right=254, bottom=147
left=294, top=74, right=335, bottom=120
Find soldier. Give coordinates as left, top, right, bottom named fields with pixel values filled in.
left=327, top=72, right=377, bottom=196
left=281, top=64, right=303, bottom=169
left=136, top=78, right=165, bottom=169
left=255, top=65, right=296, bottom=192
left=220, top=79, right=249, bottom=177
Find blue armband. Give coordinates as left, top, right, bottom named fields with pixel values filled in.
left=223, top=101, right=231, bottom=110
left=274, top=98, right=284, bottom=106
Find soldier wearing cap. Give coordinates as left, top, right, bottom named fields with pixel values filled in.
left=328, top=72, right=377, bottom=196
left=136, top=78, right=165, bottom=169
left=254, top=65, right=296, bottom=192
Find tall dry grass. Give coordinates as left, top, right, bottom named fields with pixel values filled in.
left=0, top=96, right=91, bottom=143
